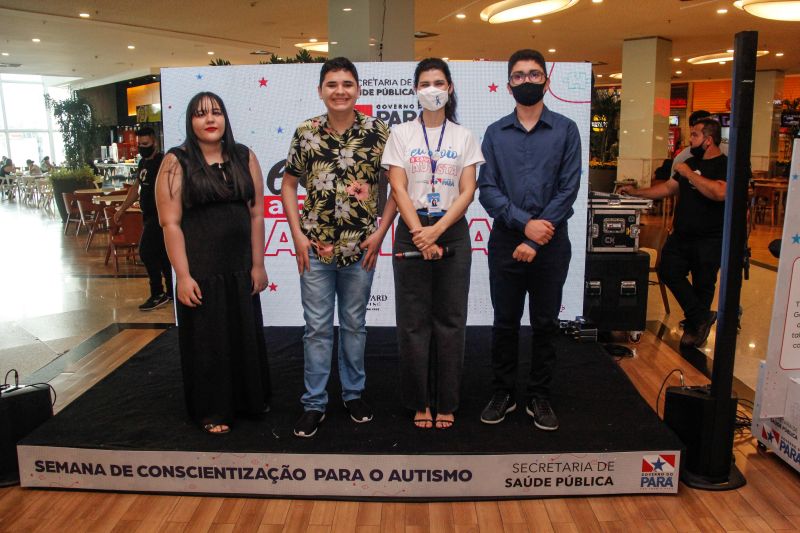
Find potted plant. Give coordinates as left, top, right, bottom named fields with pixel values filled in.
left=45, top=93, right=105, bottom=169
left=48, top=165, right=96, bottom=223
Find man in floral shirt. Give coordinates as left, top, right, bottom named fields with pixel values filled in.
left=281, top=57, right=397, bottom=438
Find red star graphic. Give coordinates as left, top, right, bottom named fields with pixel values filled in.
left=259, top=77, right=268, bottom=87
left=488, top=83, right=498, bottom=92
left=268, top=283, right=278, bottom=292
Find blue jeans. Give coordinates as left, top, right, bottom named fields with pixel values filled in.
left=300, top=254, right=374, bottom=411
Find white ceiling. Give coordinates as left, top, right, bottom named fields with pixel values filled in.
left=0, top=0, right=797, bottom=87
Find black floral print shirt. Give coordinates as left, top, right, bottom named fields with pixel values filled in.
left=285, top=110, right=389, bottom=267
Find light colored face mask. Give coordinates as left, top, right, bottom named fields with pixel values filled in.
left=417, top=86, right=449, bottom=111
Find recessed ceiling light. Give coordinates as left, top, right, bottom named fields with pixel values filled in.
left=726, top=49, right=734, bottom=53
left=592, top=0, right=603, bottom=3
left=548, top=48, right=556, bottom=53
left=735, top=0, right=800, bottom=21
left=330, top=41, right=338, bottom=45
left=532, top=18, right=542, bottom=23
left=309, top=38, right=318, bottom=43
left=127, top=45, right=135, bottom=49
left=342, top=7, right=352, bottom=11
left=596, top=74, right=603, bottom=77
left=675, top=70, right=682, bottom=74
left=456, top=13, right=466, bottom=18
left=207, top=51, right=214, bottom=55
left=688, top=50, right=769, bottom=64
left=79, top=13, right=90, bottom=18
left=673, top=57, right=681, bottom=62
left=1, top=52, right=8, bottom=56
left=442, top=57, right=450, bottom=61
left=717, top=8, right=728, bottom=13
left=295, top=41, right=329, bottom=53
left=369, top=43, right=376, bottom=46
left=610, top=72, right=622, bottom=79
left=776, top=52, right=785, bottom=56
left=32, top=38, right=41, bottom=43
left=481, top=0, right=580, bottom=23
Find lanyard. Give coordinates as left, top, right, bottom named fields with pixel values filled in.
left=420, top=116, right=446, bottom=193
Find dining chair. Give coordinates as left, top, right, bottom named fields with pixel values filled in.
left=75, top=194, right=103, bottom=249
left=62, top=192, right=82, bottom=235
left=105, top=209, right=144, bottom=272
left=638, top=222, right=671, bottom=315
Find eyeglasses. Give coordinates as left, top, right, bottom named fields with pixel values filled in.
left=509, top=70, right=546, bottom=85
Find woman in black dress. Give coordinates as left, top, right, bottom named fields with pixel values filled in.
left=156, top=92, right=271, bottom=434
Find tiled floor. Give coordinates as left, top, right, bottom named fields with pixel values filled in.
left=0, top=199, right=782, bottom=394
left=0, top=199, right=174, bottom=381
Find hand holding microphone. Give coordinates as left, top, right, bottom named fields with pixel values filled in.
left=394, top=246, right=454, bottom=260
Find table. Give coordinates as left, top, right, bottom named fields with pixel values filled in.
left=92, top=194, right=128, bottom=206
left=74, top=187, right=126, bottom=195
left=752, top=180, right=789, bottom=226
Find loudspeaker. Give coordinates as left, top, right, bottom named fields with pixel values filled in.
left=583, top=252, right=649, bottom=332
left=663, top=385, right=738, bottom=482
left=0, top=384, right=53, bottom=484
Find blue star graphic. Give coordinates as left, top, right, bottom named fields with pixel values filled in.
left=792, top=174, right=799, bottom=181
left=792, top=234, right=800, bottom=244
left=651, top=458, right=666, bottom=471
left=196, top=74, right=203, bottom=80
left=277, top=127, right=284, bottom=134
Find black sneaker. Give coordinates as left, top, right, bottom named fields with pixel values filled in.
left=527, top=398, right=559, bottom=431
left=139, top=293, right=170, bottom=311
left=293, top=410, right=325, bottom=438
left=344, top=398, right=373, bottom=423
left=480, top=391, right=516, bottom=424
left=693, top=311, right=717, bottom=347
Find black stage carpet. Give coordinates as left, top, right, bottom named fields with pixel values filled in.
left=23, top=327, right=681, bottom=455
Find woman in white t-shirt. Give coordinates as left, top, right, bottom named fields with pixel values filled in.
left=381, top=58, right=484, bottom=430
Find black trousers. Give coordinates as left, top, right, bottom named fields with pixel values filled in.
left=393, top=217, right=471, bottom=413
left=658, top=233, right=721, bottom=328
left=140, top=217, right=173, bottom=298
left=488, top=222, right=571, bottom=400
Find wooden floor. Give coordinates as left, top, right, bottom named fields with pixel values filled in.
left=2, top=326, right=800, bottom=532
left=1, top=203, right=797, bottom=532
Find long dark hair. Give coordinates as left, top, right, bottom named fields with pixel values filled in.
left=414, top=58, right=458, bottom=123
left=179, top=91, right=254, bottom=206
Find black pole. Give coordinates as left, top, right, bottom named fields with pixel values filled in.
left=709, top=31, right=758, bottom=480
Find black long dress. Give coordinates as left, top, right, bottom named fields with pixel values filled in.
left=169, top=145, right=271, bottom=428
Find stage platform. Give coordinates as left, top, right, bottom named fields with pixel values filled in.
left=18, top=327, right=683, bottom=500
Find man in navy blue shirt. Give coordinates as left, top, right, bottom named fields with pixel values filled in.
left=477, top=49, right=582, bottom=431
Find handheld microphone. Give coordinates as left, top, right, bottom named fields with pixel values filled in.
left=394, top=246, right=454, bottom=260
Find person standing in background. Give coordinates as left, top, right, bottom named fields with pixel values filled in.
left=115, top=126, right=173, bottom=311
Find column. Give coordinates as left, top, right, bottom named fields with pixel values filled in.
left=328, top=0, right=414, bottom=62
left=617, top=37, right=673, bottom=187
left=751, top=70, right=784, bottom=174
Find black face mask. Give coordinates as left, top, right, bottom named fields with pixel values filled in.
left=689, top=141, right=706, bottom=160
left=138, top=145, right=155, bottom=158
left=510, top=82, right=546, bottom=106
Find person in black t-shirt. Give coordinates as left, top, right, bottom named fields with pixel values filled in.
left=114, top=126, right=173, bottom=310
left=619, top=118, right=727, bottom=349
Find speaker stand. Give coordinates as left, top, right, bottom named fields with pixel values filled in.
left=681, top=461, right=746, bottom=491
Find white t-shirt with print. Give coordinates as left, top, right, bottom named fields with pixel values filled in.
left=381, top=119, right=484, bottom=211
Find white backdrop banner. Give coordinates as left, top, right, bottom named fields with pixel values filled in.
left=759, top=138, right=800, bottom=418
left=160, top=62, right=591, bottom=326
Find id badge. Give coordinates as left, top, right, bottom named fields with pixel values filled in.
left=426, top=192, right=442, bottom=214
